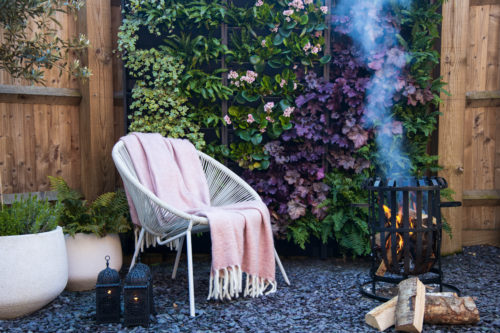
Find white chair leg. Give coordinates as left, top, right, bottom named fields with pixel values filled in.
left=129, top=228, right=146, bottom=272
left=172, top=235, right=185, bottom=279
left=186, top=223, right=196, bottom=317
left=274, top=249, right=290, bottom=285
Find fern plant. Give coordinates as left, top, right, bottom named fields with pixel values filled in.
left=0, top=195, right=62, bottom=236
left=49, top=177, right=131, bottom=237
left=322, top=170, right=371, bottom=257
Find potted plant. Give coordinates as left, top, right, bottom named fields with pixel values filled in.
left=0, top=195, right=67, bottom=319
left=49, top=177, right=131, bottom=291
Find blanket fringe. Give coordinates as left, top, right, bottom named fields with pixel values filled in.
left=134, top=227, right=180, bottom=254
left=207, top=266, right=276, bottom=301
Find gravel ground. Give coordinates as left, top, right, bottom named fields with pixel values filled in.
left=1, top=245, right=498, bottom=332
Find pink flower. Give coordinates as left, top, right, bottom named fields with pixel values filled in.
left=255, top=0, right=264, bottom=6
left=315, top=31, right=322, bottom=37
left=264, top=102, right=275, bottom=113
left=280, top=79, right=286, bottom=88
left=271, top=24, right=279, bottom=33
left=283, top=106, right=294, bottom=117
left=224, top=115, right=231, bottom=125
left=247, top=114, right=255, bottom=123
left=260, top=128, right=266, bottom=133
left=261, top=39, right=267, bottom=47
left=285, top=17, right=291, bottom=22
left=266, top=116, right=275, bottom=123
left=288, top=0, right=304, bottom=10
left=304, top=0, right=313, bottom=4
left=228, top=70, right=238, bottom=80
left=293, top=82, right=297, bottom=90
left=283, top=9, right=294, bottom=16
left=240, top=70, right=258, bottom=84
left=303, top=42, right=312, bottom=52
left=320, top=6, right=328, bottom=14
left=311, top=46, right=319, bottom=54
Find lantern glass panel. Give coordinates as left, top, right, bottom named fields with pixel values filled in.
left=96, top=285, right=121, bottom=323
left=124, top=287, right=149, bottom=327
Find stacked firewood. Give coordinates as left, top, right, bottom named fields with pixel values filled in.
left=365, top=277, right=479, bottom=332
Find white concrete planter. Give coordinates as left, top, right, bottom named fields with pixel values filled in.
left=65, top=233, right=122, bottom=291
left=0, top=226, right=68, bottom=319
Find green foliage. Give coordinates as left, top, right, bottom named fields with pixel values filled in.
left=118, top=4, right=209, bottom=149
left=223, top=0, right=327, bottom=166
left=393, top=0, right=445, bottom=175
left=322, top=170, right=371, bottom=256
left=118, top=0, right=327, bottom=164
left=0, top=196, right=61, bottom=236
left=285, top=169, right=370, bottom=255
left=0, top=0, right=90, bottom=83
left=49, top=177, right=131, bottom=237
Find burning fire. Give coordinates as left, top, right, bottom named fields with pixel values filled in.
left=382, top=204, right=415, bottom=254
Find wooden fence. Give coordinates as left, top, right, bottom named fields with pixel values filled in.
left=439, top=0, right=500, bottom=253
left=0, top=0, right=123, bottom=201
left=0, top=0, right=498, bottom=252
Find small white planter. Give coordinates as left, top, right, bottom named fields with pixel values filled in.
left=65, top=233, right=122, bottom=291
left=0, top=226, right=68, bottom=319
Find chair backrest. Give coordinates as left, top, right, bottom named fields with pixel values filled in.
left=111, top=141, right=206, bottom=237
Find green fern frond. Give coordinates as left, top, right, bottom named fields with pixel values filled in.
left=49, top=176, right=82, bottom=201
left=91, top=192, right=115, bottom=209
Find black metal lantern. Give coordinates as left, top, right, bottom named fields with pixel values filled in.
left=96, top=255, right=121, bottom=323
left=133, top=262, right=155, bottom=315
left=124, top=264, right=150, bottom=327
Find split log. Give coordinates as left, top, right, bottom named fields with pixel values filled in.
left=365, top=292, right=480, bottom=331
left=395, top=277, right=426, bottom=333
left=424, top=292, right=480, bottom=325
left=375, top=260, right=388, bottom=276
left=365, top=296, right=398, bottom=331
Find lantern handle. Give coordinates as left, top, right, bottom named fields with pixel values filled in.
left=105, top=255, right=111, bottom=267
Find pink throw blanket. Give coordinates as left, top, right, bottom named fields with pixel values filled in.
left=121, top=133, right=276, bottom=300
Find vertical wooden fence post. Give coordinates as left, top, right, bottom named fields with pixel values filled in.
left=438, top=0, right=469, bottom=254
left=78, top=0, right=115, bottom=200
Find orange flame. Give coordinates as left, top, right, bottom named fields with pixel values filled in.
left=382, top=204, right=415, bottom=254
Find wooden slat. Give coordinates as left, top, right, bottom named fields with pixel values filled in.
left=466, top=90, right=500, bottom=107
left=464, top=4, right=497, bottom=236
left=463, top=189, right=500, bottom=206
left=0, top=191, right=58, bottom=205
left=462, top=229, right=500, bottom=246
left=470, top=0, right=500, bottom=6
left=0, top=84, right=81, bottom=105
left=439, top=0, right=469, bottom=254
left=78, top=0, right=116, bottom=200
left=23, top=104, right=36, bottom=192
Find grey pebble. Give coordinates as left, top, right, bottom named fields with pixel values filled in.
left=0, top=245, right=497, bottom=332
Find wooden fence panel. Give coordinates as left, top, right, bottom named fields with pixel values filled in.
left=440, top=1, right=500, bottom=252
left=0, top=1, right=118, bottom=200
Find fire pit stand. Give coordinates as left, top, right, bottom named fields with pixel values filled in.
left=360, top=177, right=461, bottom=301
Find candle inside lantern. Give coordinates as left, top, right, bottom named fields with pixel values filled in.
left=133, top=296, right=139, bottom=302
left=107, top=289, right=112, bottom=295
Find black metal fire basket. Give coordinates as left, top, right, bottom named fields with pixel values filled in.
left=360, top=176, right=461, bottom=301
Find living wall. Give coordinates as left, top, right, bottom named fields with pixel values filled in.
left=118, top=0, right=444, bottom=256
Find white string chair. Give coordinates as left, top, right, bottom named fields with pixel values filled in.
left=112, top=141, right=290, bottom=317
